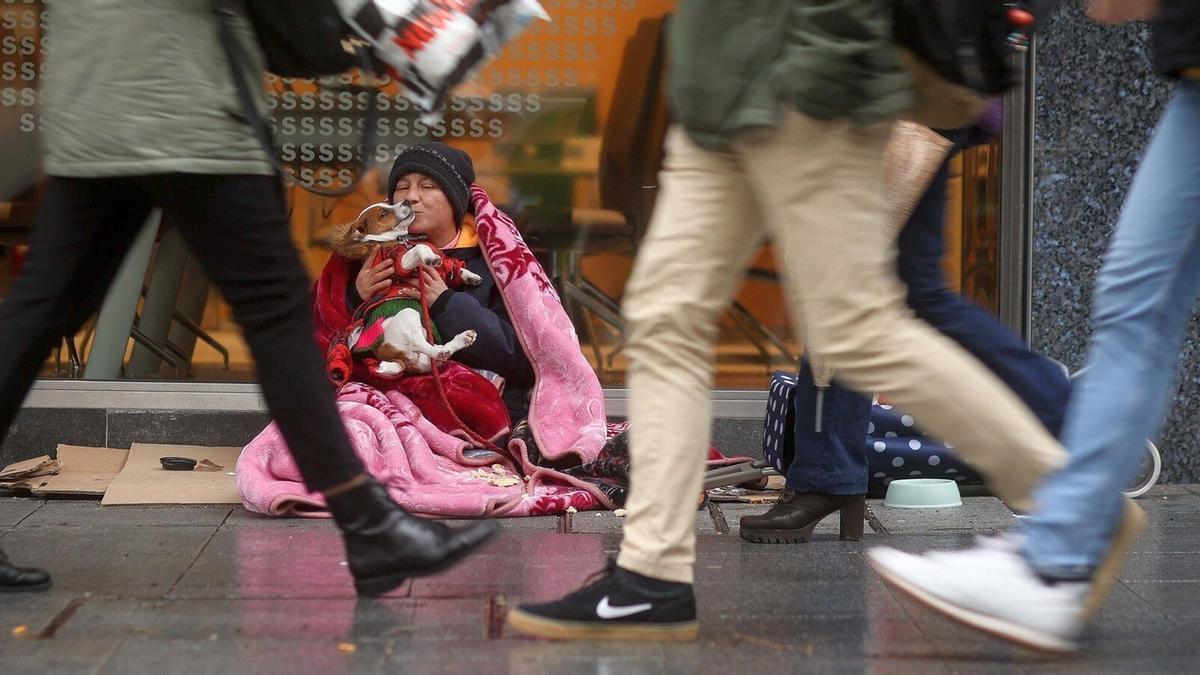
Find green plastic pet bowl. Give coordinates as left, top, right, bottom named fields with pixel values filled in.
left=883, top=478, right=962, bottom=509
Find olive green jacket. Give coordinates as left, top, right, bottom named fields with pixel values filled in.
left=41, top=0, right=273, bottom=177
left=667, top=0, right=914, bottom=149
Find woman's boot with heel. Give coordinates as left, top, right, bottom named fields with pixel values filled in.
left=739, top=490, right=866, bottom=544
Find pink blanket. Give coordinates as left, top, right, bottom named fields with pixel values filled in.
left=237, top=187, right=611, bottom=517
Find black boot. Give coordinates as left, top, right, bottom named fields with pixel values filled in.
left=326, top=479, right=499, bottom=596
left=738, top=489, right=865, bottom=544
left=0, top=549, right=51, bottom=592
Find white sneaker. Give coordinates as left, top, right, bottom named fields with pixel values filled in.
left=975, top=531, right=1023, bottom=552
left=866, top=544, right=1088, bottom=652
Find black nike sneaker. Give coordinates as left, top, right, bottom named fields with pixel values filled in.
left=507, top=558, right=698, bottom=641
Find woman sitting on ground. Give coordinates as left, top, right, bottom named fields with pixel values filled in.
left=238, top=142, right=617, bottom=519
left=344, top=142, right=536, bottom=428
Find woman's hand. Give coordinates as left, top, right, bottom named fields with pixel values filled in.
left=355, top=246, right=393, bottom=300
left=417, top=265, right=449, bottom=305
left=391, top=266, right=448, bottom=305
left=1087, top=0, right=1160, bottom=25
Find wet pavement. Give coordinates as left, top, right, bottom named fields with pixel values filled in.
left=2, top=487, right=1199, bottom=674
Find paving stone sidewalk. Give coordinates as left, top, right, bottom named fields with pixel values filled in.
left=2, top=487, right=1199, bottom=674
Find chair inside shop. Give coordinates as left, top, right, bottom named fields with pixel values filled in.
left=505, top=16, right=671, bottom=371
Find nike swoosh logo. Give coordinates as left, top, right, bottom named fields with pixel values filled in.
left=595, top=596, right=653, bottom=620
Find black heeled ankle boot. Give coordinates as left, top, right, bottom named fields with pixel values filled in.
left=738, top=489, right=866, bottom=544
left=0, top=549, right=51, bottom=592
left=326, top=479, right=499, bottom=596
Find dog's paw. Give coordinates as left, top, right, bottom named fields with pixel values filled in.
left=461, top=270, right=483, bottom=286
left=431, top=348, right=451, bottom=363
left=461, top=330, right=477, bottom=346
left=422, top=254, right=442, bottom=268
left=375, top=361, right=403, bottom=376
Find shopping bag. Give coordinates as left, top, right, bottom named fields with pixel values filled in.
left=339, top=0, right=550, bottom=112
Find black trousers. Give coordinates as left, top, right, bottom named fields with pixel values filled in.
left=0, top=174, right=363, bottom=491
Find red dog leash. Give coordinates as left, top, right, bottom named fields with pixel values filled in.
left=416, top=270, right=507, bottom=455
left=334, top=250, right=509, bottom=457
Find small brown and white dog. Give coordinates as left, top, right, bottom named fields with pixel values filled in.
left=332, top=201, right=483, bottom=376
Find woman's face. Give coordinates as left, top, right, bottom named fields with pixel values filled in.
left=391, top=172, right=457, bottom=246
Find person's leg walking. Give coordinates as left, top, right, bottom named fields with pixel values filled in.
left=617, top=128, right=771, bottom=583
left=507, top=127, right=772, bottom=641
left=1023, top=81, right=1200, bottom=575
left=858, top=85, right=1200, bottom=653
left=897, top=135, right=1070, bottom=437
left=0, top=177, right=153, bottom=437
left=739, top=126, right=1071, bottom=546
left=0, top=176, right=152, bottom=592
left=738, top=110, right=1081, bottom=652
left=741, top=109, right=1066, bottom=512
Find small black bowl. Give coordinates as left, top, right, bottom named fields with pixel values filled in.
left=159, top=456, right=198, bottom=471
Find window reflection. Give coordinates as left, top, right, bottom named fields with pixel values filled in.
left=0, top=0, right=1002, bottom=389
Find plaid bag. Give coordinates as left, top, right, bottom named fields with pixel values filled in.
left=338, top=0, right=549, bottom=112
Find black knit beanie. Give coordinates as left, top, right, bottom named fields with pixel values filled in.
left=386, top=142, right=476, bottom=223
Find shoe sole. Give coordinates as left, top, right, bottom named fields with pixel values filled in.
left=869, top=556, right=1078, bottom=653
left=354, top=522, right=500, bottom=597
left=739, top=526, right=816, bottom=544
left=0, top=580, right=51, bottom=593
left=506, top=608, right=699, bottom=642
left=1083, top=498, right=1146, bottom=618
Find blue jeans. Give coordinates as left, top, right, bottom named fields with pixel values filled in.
left=1023, top=80, right=1200, bottom=575
left=897, top=132, right=1070, bottom=438
left=789, top=130, right=1071, bottom=494
left=786, top=357, right=871, bottom=495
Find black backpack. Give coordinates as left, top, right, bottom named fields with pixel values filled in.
left=232, top=0, right=356, bottom=77
left=214, top=0, right=378, bottom=196
left=893, top=1, right=1040, bottom=96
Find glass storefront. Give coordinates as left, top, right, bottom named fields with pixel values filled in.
left=0, top=0, right=1010, bottom=394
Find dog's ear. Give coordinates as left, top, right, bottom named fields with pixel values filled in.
left=329, top=216, right=372, bottom=260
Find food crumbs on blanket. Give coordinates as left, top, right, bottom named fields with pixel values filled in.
left=11, top=624, right=28, bottom=638
left=470, top=468, right=520, bottom=488
left=566, top=506, right=577, bottom=514
left=613, top=509, right=627, bottom=517
left=337, top=642, right=357, bottom=653
left=491, top=464, right=505, bottom=474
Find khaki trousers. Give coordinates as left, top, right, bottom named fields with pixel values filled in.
left=616, top=110, right=1066, bottom=584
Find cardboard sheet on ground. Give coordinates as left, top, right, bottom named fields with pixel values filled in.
left=0, top=455, right=59, bottom=486
left=32, top=445, right=129, bottom=496
left=102, top=443, right=242, bottom=505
